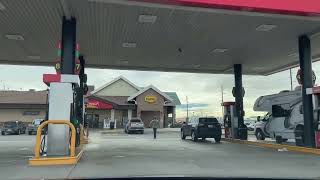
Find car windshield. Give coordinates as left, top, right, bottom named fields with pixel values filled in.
left=199, top=118, right=218, bottom=123
left=3, top=122, right=17, bottom=127
left=1, top=1, right=320, bottom=179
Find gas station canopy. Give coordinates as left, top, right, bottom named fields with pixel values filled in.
left=0, top=0, right=320, bottom=75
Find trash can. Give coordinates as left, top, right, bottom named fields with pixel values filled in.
left=238, top=124, right=248, bottom=140
left=110, top=121, right=115, bottom=129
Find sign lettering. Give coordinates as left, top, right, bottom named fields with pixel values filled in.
left=145, top=95, right=157, bottom=103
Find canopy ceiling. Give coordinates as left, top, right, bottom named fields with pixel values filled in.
left=0, top=0, right=320, bottom=75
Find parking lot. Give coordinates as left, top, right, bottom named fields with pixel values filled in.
left=1, top=129, right=320, bottom=179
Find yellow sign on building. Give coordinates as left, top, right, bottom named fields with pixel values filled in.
left=145, top=95, right=157, bottom=103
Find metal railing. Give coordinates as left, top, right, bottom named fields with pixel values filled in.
left=34, top=120, right=76, bottom=159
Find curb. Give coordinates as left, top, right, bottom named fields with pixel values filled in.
left=222, top=138, right=320, bottom=155
left=29, top=147, right=84, bottom=166
left=101, top=130, right=124, bottom=134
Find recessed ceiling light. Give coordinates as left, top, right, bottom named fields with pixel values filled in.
left=138, top=15, right=157, bottom=23
left=256, top=24, right=277, bottom=32
left=27, top=55, right=41, bottom=60
left=0, top=2, right=5, bottom=11
left=122, top=42, right=136, bottom=48
left=212, top=48, right=228, bottom=53
left=5, top=34, right=24, bottom=41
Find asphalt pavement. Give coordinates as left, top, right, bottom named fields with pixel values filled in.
left=0, top=129, right=320, bottom=179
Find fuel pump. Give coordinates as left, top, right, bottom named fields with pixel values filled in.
left=43, top=74, right=81, bottom=156
left=222, top=102, right=238, bottom=139
left=306, top=86, right=320, bottom=148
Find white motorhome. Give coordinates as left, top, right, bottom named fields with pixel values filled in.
left=253, top=87, right=304, bottom=145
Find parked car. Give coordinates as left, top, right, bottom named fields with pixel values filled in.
left=1, top=121, right=26, bottom=135
left=181, top=117, right=222, bottom=142
left=125, top=118, right=144, bottom=134
left=27, top=119, right=44, bottom=135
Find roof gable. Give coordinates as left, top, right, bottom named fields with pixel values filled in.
left=91, top=76, right=140, bottom=96
left=128, top=85, right=173, bottom=102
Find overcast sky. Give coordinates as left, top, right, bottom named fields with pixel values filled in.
left=1, top=62, right=320, bottom=119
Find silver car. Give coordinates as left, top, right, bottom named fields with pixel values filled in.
left=125, top=118, right=144, bottom=134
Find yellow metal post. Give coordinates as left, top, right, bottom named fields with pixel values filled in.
left=30, top=120, right=81, bottom=166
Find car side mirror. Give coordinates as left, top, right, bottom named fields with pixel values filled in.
left=257, top=116, right=261, bottom=122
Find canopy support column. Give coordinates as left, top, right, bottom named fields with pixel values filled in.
left=61, top=16, right=76, bottom=74
left=299, top=35, right=315, bottom=147
left=234, top=64, right=247, bottom=140
left=47, top=16, right=77, bottom=156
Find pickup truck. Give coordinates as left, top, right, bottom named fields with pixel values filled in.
left=181, top=117, right=222, bottom=142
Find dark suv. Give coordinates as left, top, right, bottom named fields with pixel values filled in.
left=1, top=121, right=26, bottom=135
left=181, top=117, right=221, bottom=142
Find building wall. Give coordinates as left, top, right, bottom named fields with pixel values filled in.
left=95, top=79, right=139, bottom=96
left=87, top=109, right=111, bottom=121
left=0, top=108, right=46, bottom=123
left=86, top=109, right=111, bottom=128
left=136, top=89, right=165, bottom=128
left=114, top=109, right=122, bottom=128
left=136, top=89, right=165, bottom=111
left=86, top=109, right=128, bottom=128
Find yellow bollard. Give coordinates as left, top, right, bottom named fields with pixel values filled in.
left=29, top=120, right=82, bottom=166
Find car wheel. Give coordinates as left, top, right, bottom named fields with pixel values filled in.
left=28, top=131, right=32, bottom=135
left=127, top=130, right=131, bottom=134
left=255, top=129, right=265, bottom=140
left=141, top=131, right=144, bottom=134
left=276, top=136, right=283, bottom=144
left=215, top=136, right=221, bottom=143
left=191, top=131, right=197, bottom=142
left=202, top=137, right=206, bottom=141
left=295, top=125, right=304, bottom=146
left=1, top=132, right=4, bottom=135
left=181, top=130, right=186, bottom=140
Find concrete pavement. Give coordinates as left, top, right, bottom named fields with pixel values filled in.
left=0, top=129, right=320, bottom=179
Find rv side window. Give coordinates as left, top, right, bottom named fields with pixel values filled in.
left=299, top=105, right=303, bottom=114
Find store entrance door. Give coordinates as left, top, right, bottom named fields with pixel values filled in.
left=141, top=111, right=160, bottom=128
left=86, top=114, right=100, bottom=128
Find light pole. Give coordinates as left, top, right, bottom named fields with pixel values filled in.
left=221, top=85, right=225, bottom=118
left=186, top=96, right=189, bottom=121
left=290, top=68, right=293, bottom=91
